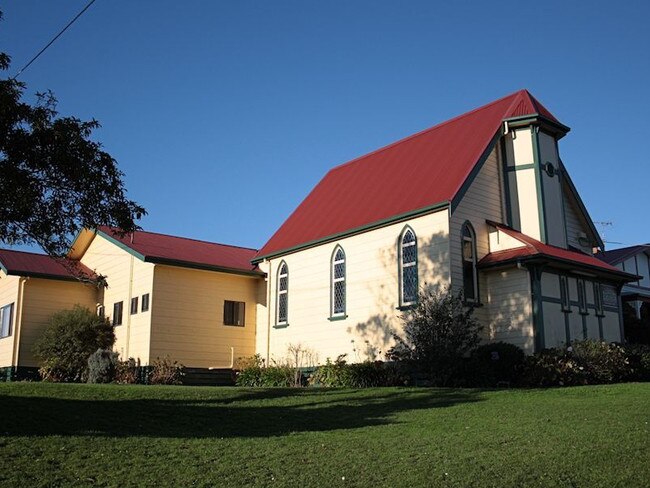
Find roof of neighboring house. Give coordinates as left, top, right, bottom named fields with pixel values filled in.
left=596, top=244, right=650, bottom=266
left=478, top=223, right=637, bottom=280
left=0, top=248, right=95, bottom=281
left=95, top=227, right=263, bottom=276
left=254, top=89, right=565, bottom=262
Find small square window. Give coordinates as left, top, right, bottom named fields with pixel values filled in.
left=113, top=301, right=123, bottom=326
left=223, top=300, right=245, bottom=327
left=130, top=297, right=139, bottom=315
left=141, top=293, right=150, bottom=312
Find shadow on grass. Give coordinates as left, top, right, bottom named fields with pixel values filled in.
left=0, top=388, right=482, bottom=439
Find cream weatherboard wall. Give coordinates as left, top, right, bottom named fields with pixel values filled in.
left=0, top=272, right=97, bottom=369
left=257, top=209, right=450, bottom=364
left=449, top=145, right=504, bottom=327
left=563, top=189, right=593, bottom=254
left=79, top=234, right=155, bottom=363
left=17, top=278, right=97, bottom=367
left=0, top=273, right=20, bottom=368
left=150, top=265, right=259, bottom=368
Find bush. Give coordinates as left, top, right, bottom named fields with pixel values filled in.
left=623, top=344, right=650, bottom=381
left=87, top=349, right=118, bottom=383
left=148, top=356, right=184, bottom=385
left=33, top=306, right=115, bottom=382
left=388, top=288, right=482, bottom=385
left=115, top=357, right=141, bottom=384
left=470, top=342, right=526, bottom=386
left=235, top=355, right=299, bottom=387
left=309, top=355, right=409, bottom=388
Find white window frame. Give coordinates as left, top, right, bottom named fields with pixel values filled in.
left=399, top=227, right=418, bottom=307
left=331, top=246, right=346, bottom=317
left=276, top=262, right=289, bottom=325
left=0, top=303, right=14, bottom=338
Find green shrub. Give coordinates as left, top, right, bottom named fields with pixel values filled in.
left=33, top=306, right=115, bottom=382
left=235, top=354, right=308, bottom=387
left=520, top=349, right=587, bottom=387
left=115, top=357, right=140, bottom=384
left=309, top=355, right=409, bottom=388
left=148, top=356, right=184, bottom=385
left=623, top=344, right=650, bottom=381
left=470, top=342, right=526, bottom=386
left=234, top=355, right=264, bottom=387
left=259, top=365, right=296, bottom=387
left=87, top=349, right=118, bottom=383
left=388, top=288, right=482, bottom=385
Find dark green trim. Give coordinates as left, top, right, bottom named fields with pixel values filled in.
left=531, top=127, right=548, bottom=244
left=396, top=304, right=417, bottom=312
left=397, top=225, right=419, bottom=308
left=4, top=270, right=93, bottom=283
left=146, top=257, right=264, bottom=278
left=450, top=130, right=502, bottom=212
left=558, top=160, right=605, bottom=250
left=96, top=229, right=146, bottom=261
left=500, top=137, right=513, bottom=227
left=555, top=139, right=570, bottom=248
left=616, top=284, right=626, bottom=342
left=503, top=114, right=571, bottom=136
left=541, top=296, right=562, bottom=305
left=328, top=315, right=348, bottom=322
left=528, top=265, right=545, bottom=353
left=329, top=245, right=346, bottom=318
left=505, top=163, right=537, bottom=171
left=272, top=323, right=289, bottom=329
left=252, top=201, right=450, bottom=264
left=564, top=311, right=571, bottom=344
left=597, top=315, right=604, bottom=341
left=581, top=314, right=588, bottom=340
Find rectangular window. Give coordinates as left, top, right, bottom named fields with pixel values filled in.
left=130, top=297, right=139, bottom=315
left=113, top=301, right=123, bottom=326
left=0, top=303, right=14, bottom=338
left=577, top=279, right=588, bottom=315
left=223, top=300, right=245, bottom=326
left=594, top=282, right=605, bottom=316
left=559, top=275, right=571, bottom=312
left=141, top=293, right=150, bottom=312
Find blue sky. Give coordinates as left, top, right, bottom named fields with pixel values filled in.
left=2, top=1, right=648, bottom=251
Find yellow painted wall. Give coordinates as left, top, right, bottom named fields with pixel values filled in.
left=79, top=234, right=155, bottom=362
left=150, top=265, right=260, bottom=367
left=0, top=273, right=20, bottom=368
left=18, top=278, right=97, bottom=367
left=260, top=210, right=450, bottom=364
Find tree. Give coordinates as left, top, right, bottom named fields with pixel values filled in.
left=33, top=305, right=115, bottom=382
left=388, top=287, right=483, bottom=384
left=0, top=12, right=145, bottom=257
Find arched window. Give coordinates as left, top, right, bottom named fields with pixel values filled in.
left=331, top=246, right=346, bottom=317
left=276, top=262, right=289, bottom=325
left=462, top=223, right=478, bottom=302
left=399, top=227, right=418, bottom=306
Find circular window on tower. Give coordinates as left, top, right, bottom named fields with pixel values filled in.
left=544, top=162, right=556, bottom=177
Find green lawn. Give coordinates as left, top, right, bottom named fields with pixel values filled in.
left=0, top=383, right=648, bottom=487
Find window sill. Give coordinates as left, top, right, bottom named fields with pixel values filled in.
left=273, top=323, right=289, bottom=329
left=328, top=315, right=348, bottom=322
left=396, top=304, right=417, bottom=311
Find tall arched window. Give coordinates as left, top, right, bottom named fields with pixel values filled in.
left=276, top=262, right=289, bottom=325
left=331, top=246, right=346, bottom=317
left=462, top=223, right=478, bottom=303
left=399, top=227, right=418, bottom=306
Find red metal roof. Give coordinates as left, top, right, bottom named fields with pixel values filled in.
left=479, top=223, right=635, bottom=279
left=98, top=227, right=261, bottom=275
left=255, top=89, right=562, bottom=260
left=0, top=248, right=95, bottom=281
left=596, top=244, right=650, bottom=266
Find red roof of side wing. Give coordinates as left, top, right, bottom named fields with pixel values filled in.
left=0, top=249, right=95, bottom=281
left=255, top=90, right=562, bottom=261
left=97, top=227, right=262, bottom=275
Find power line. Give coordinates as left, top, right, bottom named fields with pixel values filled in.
left=11, top=0, right=98, bottom=80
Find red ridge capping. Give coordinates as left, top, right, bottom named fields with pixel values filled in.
left=255, top=90, right=564, bottom=261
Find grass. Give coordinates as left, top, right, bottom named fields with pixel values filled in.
left=0, top=383, right=648, bottom=487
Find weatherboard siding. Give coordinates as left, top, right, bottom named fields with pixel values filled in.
left=261, top=210, right=450, bottom=365
left=149, top=265, right=259, bottom=368
left=485, top=268, right=534, bottom=353
left=18, top=278, right=97, bottom=367
left=563, top=189, right=592, bottom=254
left=80, top=234, right=155, bottom=363
left=450, top=145, right=503, bottom=325
left=0, top=274, right=20, bottom=368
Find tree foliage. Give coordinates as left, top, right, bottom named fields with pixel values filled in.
left=33, top=305, right=115, bottom=382
left=0, top=19, right=145, bottom=256
left=389, top=288, right=483, bottom=383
